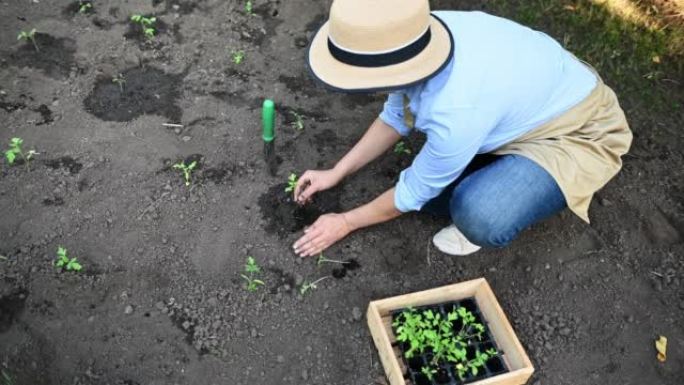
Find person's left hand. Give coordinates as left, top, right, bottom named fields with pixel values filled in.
left=293, top=213, right=352, bottom=257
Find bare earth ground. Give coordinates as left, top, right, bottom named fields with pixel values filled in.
left=0, top=0, right=682, bottom=384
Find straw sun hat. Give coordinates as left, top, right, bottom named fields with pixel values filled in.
left=307, top=0, right=453, bottom=92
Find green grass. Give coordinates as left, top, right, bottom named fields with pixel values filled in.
left=488, top=0, right=684, bottom=114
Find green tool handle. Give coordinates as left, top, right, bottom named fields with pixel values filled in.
left=262, top=99, right=275, bottom=142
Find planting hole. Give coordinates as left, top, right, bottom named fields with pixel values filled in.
left=257, top=183, right=341, bottom=238
left=4, top=33, right=79, bottom=79
left=0, top=289, right=28, bottom=332
left=84, top=67, right=183, bottom=122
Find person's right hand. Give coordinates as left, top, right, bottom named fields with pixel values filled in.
left=294, top=169, right=343, bottom=204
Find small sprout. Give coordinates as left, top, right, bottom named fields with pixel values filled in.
left=54, top=246, right=83, bottom=272
left=78, top=1, right=93, bottom=14
left=393, top=141, right=411, bottom=155
left=1, top=369, right=14, bottom=385
left=240, top=256, right=265, bottom=292
left=299, top=276, right=330, bottom=295
left=284, top=173, right=298, bottom=193
left=173, top=160, right=197, bottom=187
left=4, top=137, right=38, bottom=168
left=231, top=50, right=245, bottom=65
left=245, top=0, right=253, bottom=15
left=17, top=28, right=39, bottom=52
left=112, top=73, right=126, bottom=93
left=316, top=253, right=349, bottom=266
left=0, top=255, right=7, bottom=261
left=131, top=14, right=157, bottom=39
left=290, top=111, right=304, bottom=130
left=421, top=366, right=436, bottom=381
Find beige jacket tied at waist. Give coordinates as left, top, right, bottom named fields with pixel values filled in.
left=493, top=79, right=633, bottom=223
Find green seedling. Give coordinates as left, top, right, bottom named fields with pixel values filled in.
left=130, top=14, right=157, bottom=39
left=316, top=253, right=349, bottom=266
left=290, top=111, right=304, bottom=130
left=112, top=73, right=126, bottom=93
left=284, top=173, right=298, bottom=193
left=240, top=256, right=265, bottom=292
left=17, top=28, right=39, bottom=52
left=55, top=246, right=82, bottom=272
left=421, top=366, right=437, bottom=381
left=299, top=276, right=330, bottom=295
left=78, top=1, right=92, bottom=14
left=393, top=306, right=498, bottom=380
left=245, top=0, right=253, bottom=15
left=0, top=255, right=7, bottom=261
left=393, top=141, right=411, bottom=155
left=5, top=137, right=38, bottom=167
left=173, top=160, right=197, bottom=187
left=231, top=50, right=245, bottom=64
left=1, top=370, right=13, bottom=385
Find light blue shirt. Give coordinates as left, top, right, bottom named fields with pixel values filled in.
left=379, top=11, right=597, bottom=213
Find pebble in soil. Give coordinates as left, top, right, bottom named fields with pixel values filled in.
left=83, top=67, right=183, bottom=122
left=3, top=33, right=79, bottom=79
left=257, top=183, right=342, bottom=238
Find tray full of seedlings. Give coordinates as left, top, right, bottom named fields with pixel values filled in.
left=367, top=278, right=534, bottom=385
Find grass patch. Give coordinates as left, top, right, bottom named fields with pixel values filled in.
left=488, top=0, right=683, bottom=114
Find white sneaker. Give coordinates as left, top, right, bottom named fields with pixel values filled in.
left=432, top=225, right=481, bottom=256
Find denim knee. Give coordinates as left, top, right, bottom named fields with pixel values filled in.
left=450, top=192, right=517, bottom=248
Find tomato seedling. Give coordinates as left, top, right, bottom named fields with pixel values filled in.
left=393, top=306, right=499, bottom=381
left=284, top=173, right=298, bottom=193
left=1, top=369, right=14, bottom=385
left=54, top=246, right=83, bottom=272
left=231, top=50, right=245, bottom=64
left=4, top=137, right=37, bottom=168
left=17, top=28, right=39, bottom=52
left=393, top=141, right=411, bottom=155
left=316, top=253, right=349, bottom=266
left=130, top=14, right=157, bottom=39
left=78, top=1, right=93, bottom=14
left=245, top=0, right=253, bottom=15
left=299, top=276, right=330, bottom=295
left=112, top=73, right=126, bottom=93
left=290, top=111, right=304, bottom=130
left=173, top=160, right=197, bottom=187
left=240, top=256, right=265, bottom=292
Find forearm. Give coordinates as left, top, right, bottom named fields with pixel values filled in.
left=343, top=187, right=402, bottom=231
left=333, top=118, right=401, bottom=179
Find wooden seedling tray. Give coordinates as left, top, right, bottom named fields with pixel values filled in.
left=367, top=278, right=534, bottom=385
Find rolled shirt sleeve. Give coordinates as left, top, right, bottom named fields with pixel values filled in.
left=394, top=110, right=493, bottom=212
left=379, top=92, right=412, bottom=136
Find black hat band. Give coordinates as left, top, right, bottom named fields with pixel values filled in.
left=328, top=28, right=432, bottom=68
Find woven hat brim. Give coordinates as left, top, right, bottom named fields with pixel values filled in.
left=307, top=14, right=453, bottom=93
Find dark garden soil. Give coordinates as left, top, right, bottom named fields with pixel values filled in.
left=1, top=1, right=683, bottom=385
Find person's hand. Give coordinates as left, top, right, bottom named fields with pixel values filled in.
left=293, top=169, right=343, bottom=204
left=293, top=213, right=352, bottom=257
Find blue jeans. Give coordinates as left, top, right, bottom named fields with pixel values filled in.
left=420, top=154, right=567, bottom=248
